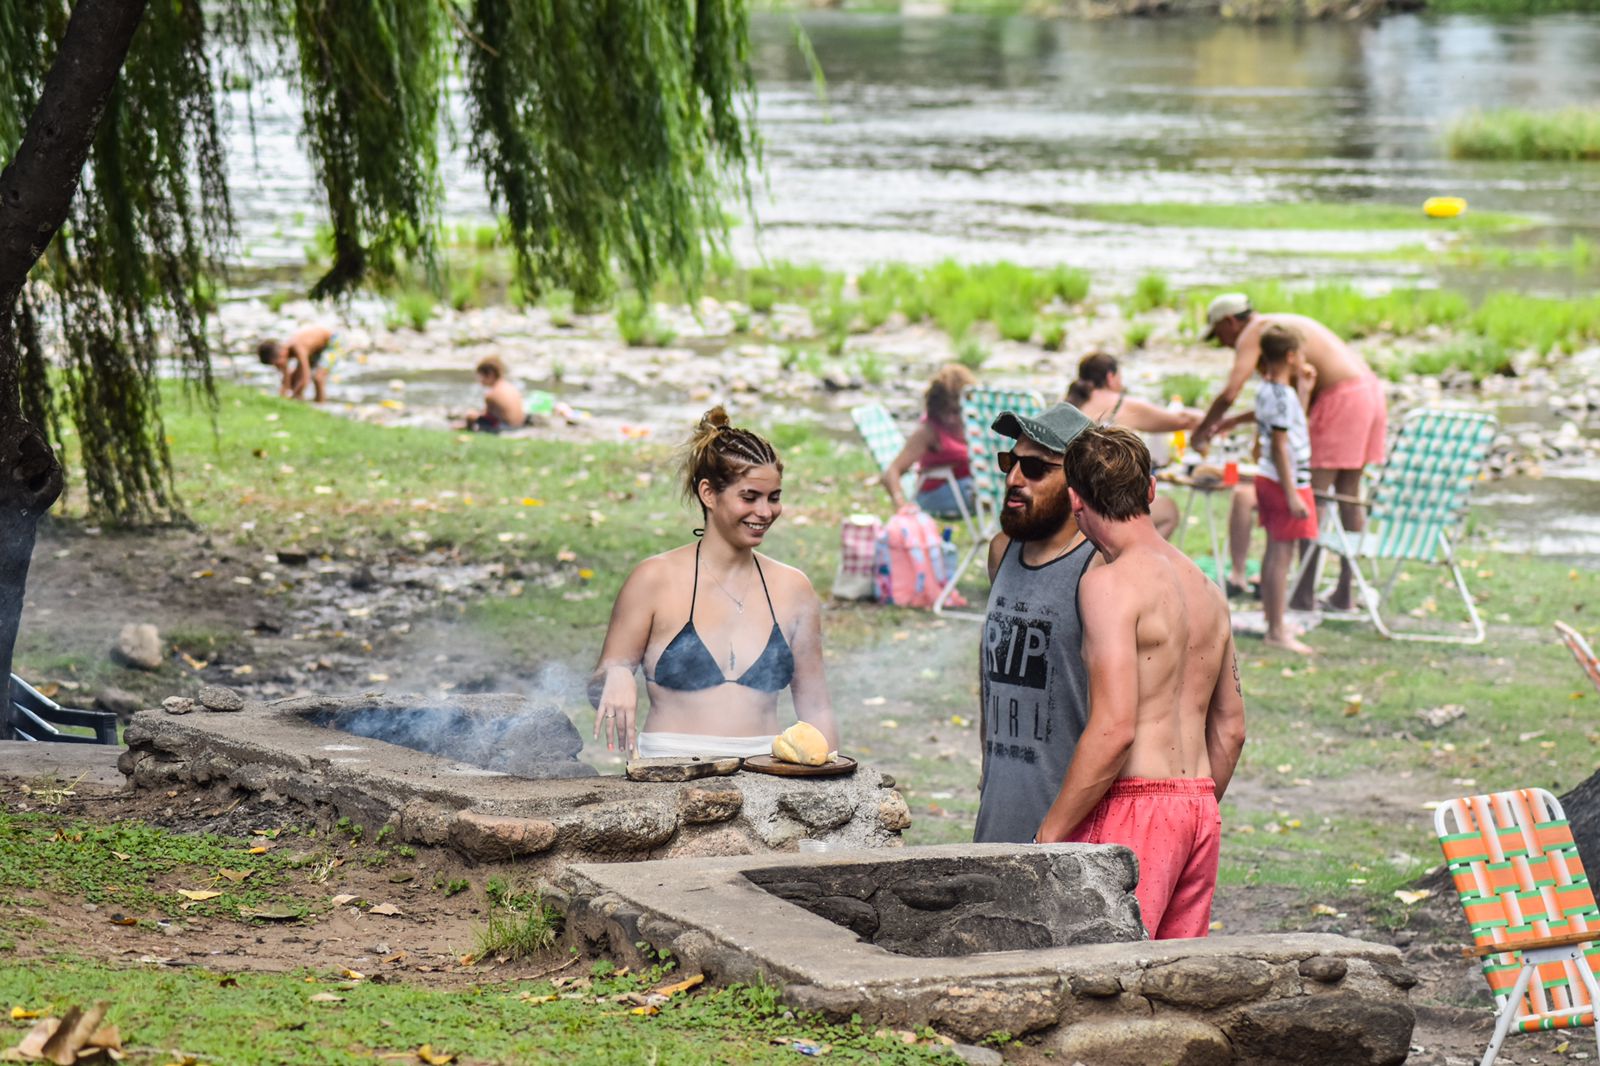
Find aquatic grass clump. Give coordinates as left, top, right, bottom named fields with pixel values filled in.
left=616, top=297, right=677, bottom=348
left=1040, top=319, right=1067, bottom=352
left=1125, top=272, right=1174, bottom=315
left=1447, top=107, right=1600, bottom=162
left=388, top=289, right=436, bottom=332
left=1125, top=321, right=1154, bottom=349
left=857, top=259, right=1092, bottom=340
left=956, top=333, right=989, bottom=371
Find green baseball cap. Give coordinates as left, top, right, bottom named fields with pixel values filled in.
left=992, top=403, right=1093, bottom=455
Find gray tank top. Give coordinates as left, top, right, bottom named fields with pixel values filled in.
left=973, top=535, right=1096, bottom=844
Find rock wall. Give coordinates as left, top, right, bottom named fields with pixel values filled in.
left=560, top=846, right=1415, bottom=1065
left=119, top=693, right=908, bottom=870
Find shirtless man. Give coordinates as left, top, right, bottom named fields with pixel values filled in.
left=464, top=356, right=526, bottom=432
left=1035, top=425, right=1246, bottom=940
left=258, top=325, right=335, bottom=403
left=1190, top=295, right=1388, bottom=610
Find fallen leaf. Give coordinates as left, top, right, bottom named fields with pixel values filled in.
left=628, top=1005, right=660, bottom=1017
left=177, top=890, right=223, bottom=902
left=1520, top=729, right=1547, bottom=743
left=650, top=974, right=704, bottom=998
left=1394, top=889, right=1431, bottom=905
left=369, top=902, right=403, bottom=917
left=341, top=970, right=365, bottom=981
left=309, top=992, right=344, bottom=1004
left=240, top=905, right=300, bottom=921
left=9, top=1007, right=41, bottom=1021
left=111, top=851, right=131, bottom=862
left=1311, top=904, right=1339, bottom=917
left=248, top=846, right=271, bottom=855
left=861, top=696, right=886, bottom=707
left=250, top=829, right=281, bottom=839
left=217, top=869, right=253, bottom=883
left=417, top=1046, right=455, bottom=1065
left=108, top=915, right=138, bottom=926
left=330, top=894, right=360, bottom=907
left=179, top=652, right=208, bottom=671
left=382, top=952, right=406, bottom=965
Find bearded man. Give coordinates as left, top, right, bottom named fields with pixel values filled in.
left=972, top=403, right=1096, bottom=844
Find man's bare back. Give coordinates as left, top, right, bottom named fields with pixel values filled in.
left=1083, top=540, right=1236, bottom=785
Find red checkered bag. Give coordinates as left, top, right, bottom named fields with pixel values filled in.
left=833, top=514, right=881, bottom=600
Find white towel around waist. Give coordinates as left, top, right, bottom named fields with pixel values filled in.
left=635, top=731, right=774, bottom=759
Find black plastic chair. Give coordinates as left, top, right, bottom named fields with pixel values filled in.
left=6, top=674, right=119, bottom=744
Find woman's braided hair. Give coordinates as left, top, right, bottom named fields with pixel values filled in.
left=683, top=406, right=782, bottom=515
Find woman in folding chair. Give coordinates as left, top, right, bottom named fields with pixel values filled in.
left=880, top=364, right=977, bottom=518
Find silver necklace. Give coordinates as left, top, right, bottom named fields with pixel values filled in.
left=706, top=561, right=754, bottom=614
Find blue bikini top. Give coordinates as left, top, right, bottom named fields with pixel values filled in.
left=648, top=542, right=795, bottom=694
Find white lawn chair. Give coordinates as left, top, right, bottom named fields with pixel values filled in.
left=1297, top=407, right=1497, bottom=644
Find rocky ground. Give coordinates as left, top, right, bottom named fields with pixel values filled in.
left=213, top=293, right=1600, bottom=482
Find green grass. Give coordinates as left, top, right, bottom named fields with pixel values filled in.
left=615, top=297, right=677, bottom=348
left=474, top=879, right=563, bottom=962
left=1072, top=201, right=1528, bottom=232
left=1447, top=107, right=1600, bottom=161
left=0, top=811, right=308, bottom=924
left=0, top=960, right=952, bottom=1066
left=1124, top=320, right=1154, bottom=349
left=1124, top=272, right=1174, bottom=315
left=856, top=260, right=1090, bottom=341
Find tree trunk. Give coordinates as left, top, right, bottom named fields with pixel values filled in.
left=0, top=0, right=149, bottom=732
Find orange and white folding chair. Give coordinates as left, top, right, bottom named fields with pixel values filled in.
left=1556, top=622, right=1600, bottom=696
left=1435, top=788, right=1600, bottom=1066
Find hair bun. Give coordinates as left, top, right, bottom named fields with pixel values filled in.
left=700, top=405, right=730, bottom=431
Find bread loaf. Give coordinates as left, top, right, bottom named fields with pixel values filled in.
left=772, top=721, right=831, bottom=766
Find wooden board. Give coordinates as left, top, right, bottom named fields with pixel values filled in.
left=741, top=754, right=858, bottom=778
left=625, top=756, right=743, bottom=782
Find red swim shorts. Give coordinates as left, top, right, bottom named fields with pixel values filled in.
left=1307, top=373, right=1387, bottom=470
left=1255, top=475, right=1318, bottom=543
left=1067, top=777, right=1221, bottom=940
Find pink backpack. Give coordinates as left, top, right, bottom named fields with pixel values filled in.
left=875, top=509, right=950, bottom=608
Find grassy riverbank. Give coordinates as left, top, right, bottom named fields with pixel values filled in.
left=1447, top=106, right=1600, bottom=162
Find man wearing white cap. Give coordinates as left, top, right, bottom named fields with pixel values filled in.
left=1190, top=295, right=1387, bottom=612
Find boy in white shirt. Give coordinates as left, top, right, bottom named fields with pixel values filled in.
left=1253, top=324, right=1317, bottom=654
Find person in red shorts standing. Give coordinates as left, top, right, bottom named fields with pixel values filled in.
left=1192, top=295, right=1388, bottom=612
left=1253, top=324, right=1318, bottom=654
left=1034, top=425, right=1246, bottom=941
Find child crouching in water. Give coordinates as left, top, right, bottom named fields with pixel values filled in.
left=1253, top=324, right=1318, bottom=654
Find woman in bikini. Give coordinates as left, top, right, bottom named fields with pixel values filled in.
left=588, top=407, right=839, bottom=758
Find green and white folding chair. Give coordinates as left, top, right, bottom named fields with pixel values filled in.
left=1435, top=787, right=1600, bottom=1066
left=1298, top=407, right=1497, bottom=644
left=1556, top=622, right=1600, bottom=696
left=936, top=386, right=1046, bottom=614
left=849, top=403, right=974, bottom=539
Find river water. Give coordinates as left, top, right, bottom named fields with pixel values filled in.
left=230, top=11, right=1600, bottom=288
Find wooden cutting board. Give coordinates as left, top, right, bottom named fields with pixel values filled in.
left=625, top=756, right=743, bottom=782
left=741, top=755, right=858, bottom=778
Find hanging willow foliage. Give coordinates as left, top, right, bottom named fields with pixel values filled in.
left=0, top=0, right=758, bottom=523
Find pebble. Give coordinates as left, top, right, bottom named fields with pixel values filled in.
left=162, top=696, right=196, bottom=715
left=198, top=684, right=245, bottom=712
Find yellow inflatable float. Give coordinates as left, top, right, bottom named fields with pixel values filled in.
left=1424, top=196, right=1468, bottom=219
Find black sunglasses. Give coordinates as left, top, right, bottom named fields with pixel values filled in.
left=997, top=450, right=1062, bottom=481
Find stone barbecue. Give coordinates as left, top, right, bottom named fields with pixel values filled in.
left=561, top=846, right=1417, bottom=1066
left=119, top=692, right=910, bottom=865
